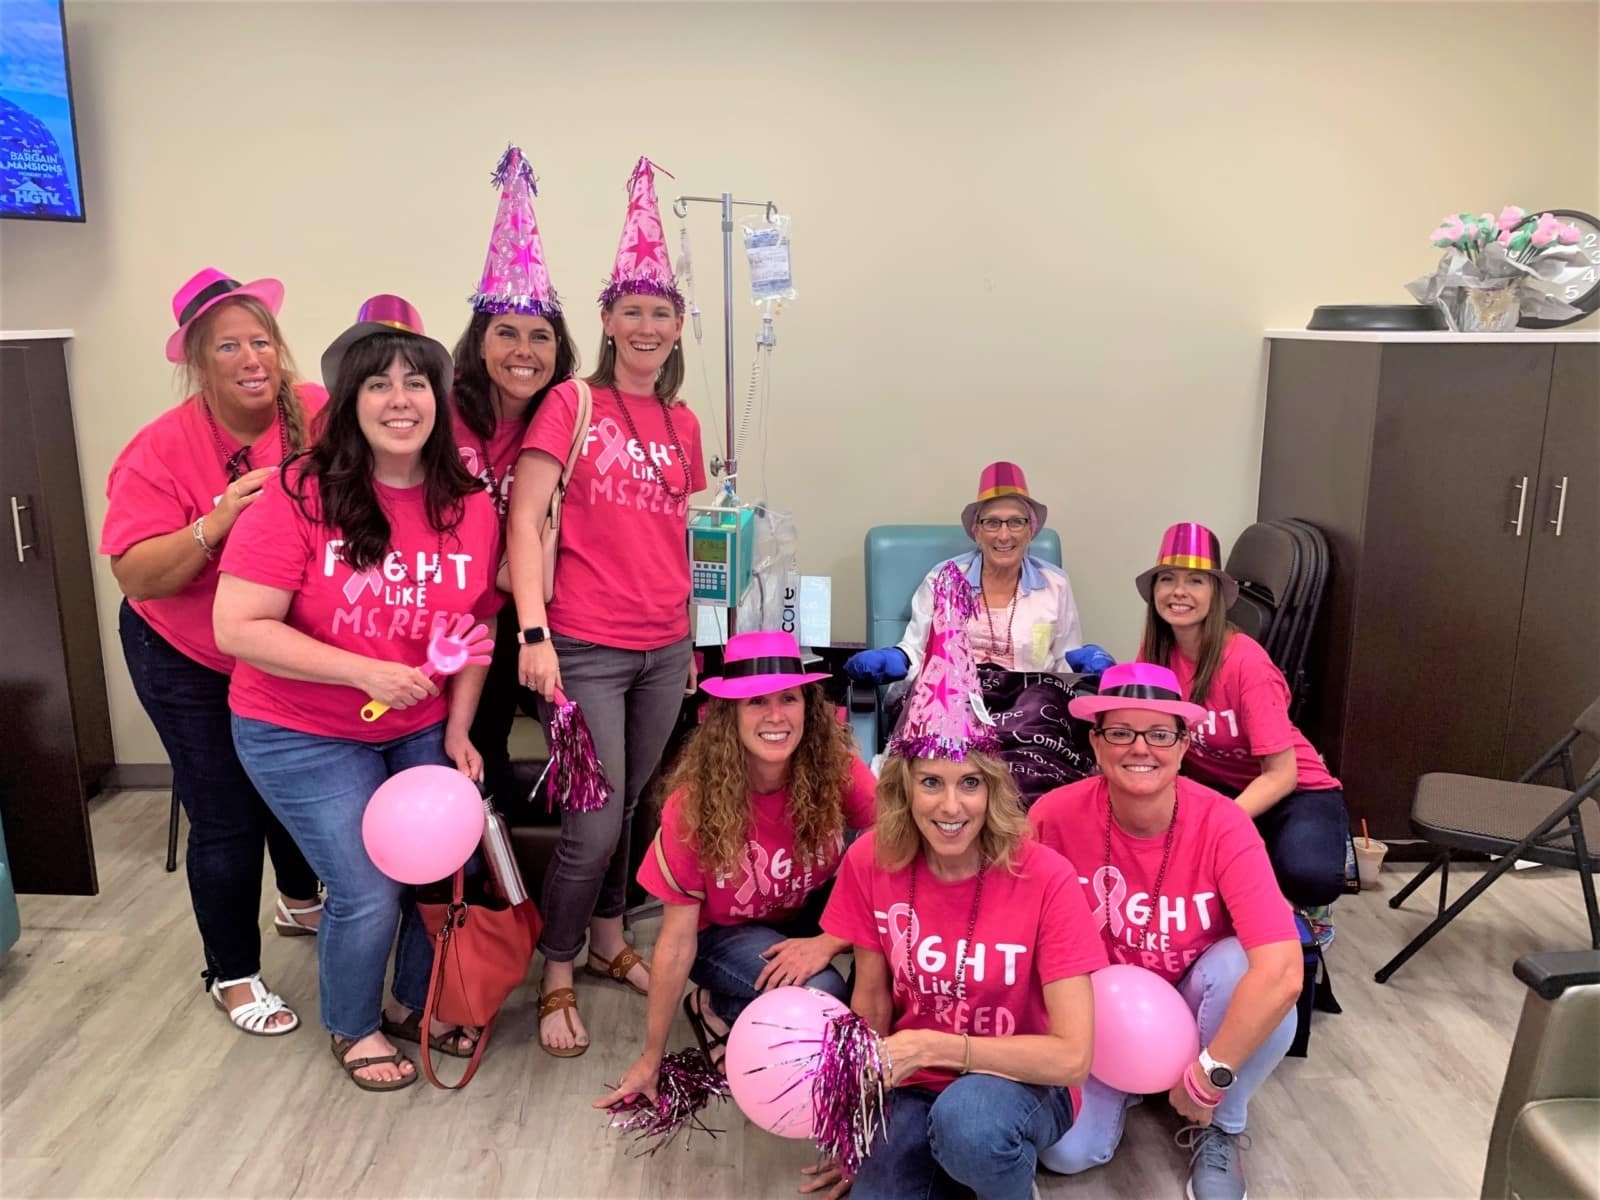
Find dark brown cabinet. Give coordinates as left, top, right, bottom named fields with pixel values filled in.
left=0, top=333, right=109, bottom=894
left=1259, top=333, right=1599, bottom=839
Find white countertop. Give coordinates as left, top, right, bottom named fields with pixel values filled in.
left=0, top=329, right=74, bottom=341
left=1266, top=328, right=1599, bottom=343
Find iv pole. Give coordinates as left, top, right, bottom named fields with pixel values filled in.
left=671, top=191, right=779, bottom=488
left=672, top=191, right=779, bottom=640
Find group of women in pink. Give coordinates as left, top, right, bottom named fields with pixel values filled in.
left=105, top=145, right=1344, bottom=1194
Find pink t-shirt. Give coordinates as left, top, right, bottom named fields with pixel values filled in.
left=638, top=758, right=879, bottom=930
left=822, top=834, right=1107, bottom=1092
left=220, top=463, right=501, bottom=741
left=1162, top=634, right=1339, bottom=794
left=521, top=380, right=706, bottom=650
left=99, top=385, right=326, bottom=673
left=457, top=415, right=527, bottom=522
left=1029, top=776, right=1297, bottom=983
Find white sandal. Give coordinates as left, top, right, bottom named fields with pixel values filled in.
left=273, top=896, right=322, bottom=938
left=210, top=973, right=299, bottom=1036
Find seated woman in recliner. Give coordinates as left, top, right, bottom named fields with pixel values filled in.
left=845, top=461, right=1113, bottom=804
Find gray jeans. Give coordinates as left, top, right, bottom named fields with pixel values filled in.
left=538, top=631, right=693, bottom=961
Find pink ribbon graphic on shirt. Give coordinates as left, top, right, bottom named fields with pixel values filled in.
left=592, top=416, right=631, bottom=474
left=884, top=901, right=919, bottom=987
left=732, top=841, right=772, bottom=906
left=343, top=567, right=385, bottom=604
left=1089, top=865, right=1128, bottom=937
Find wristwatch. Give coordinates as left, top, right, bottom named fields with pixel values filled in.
left=1198, top=1047, right=1235, bottom=1090
left=516, top=626, right=551, bottom=646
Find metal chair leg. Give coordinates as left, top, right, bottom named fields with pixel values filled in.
left=165, top=788, right=180, bottom=873
left=1389, top=851, right=1446, bottom=910
left=1376, top=788, right=1597, bottom=984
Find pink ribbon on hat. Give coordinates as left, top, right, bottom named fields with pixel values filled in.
left=1089, top=866, right=1128, bottom=937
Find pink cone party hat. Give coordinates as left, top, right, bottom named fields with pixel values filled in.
left=598, top=156, right=682, bottom=311
left=887, top=561, right=1001, bottom=761
left=469, top=145, right=561, bottom=317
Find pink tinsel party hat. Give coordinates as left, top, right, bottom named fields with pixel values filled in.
left=886, top=561, right=1000, bottom=761
left=599, top=156, right=682, bottom=311
left=470, top=145, right=561, bottom=317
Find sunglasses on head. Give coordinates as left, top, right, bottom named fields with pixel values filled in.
left=224, top=443, right=253, bottom=483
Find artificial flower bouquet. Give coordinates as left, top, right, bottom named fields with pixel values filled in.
left=1406, top=206, right=1585, bottom=331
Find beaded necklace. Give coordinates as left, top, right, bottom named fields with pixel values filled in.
left=611, top=387, right=692, bottom=501
left=202, top=395, right=289, bottom=482
left=904, top=856, right=986, bottom=1004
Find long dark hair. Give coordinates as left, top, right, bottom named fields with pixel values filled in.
left=286, top=332, right=478, bottom=570
left=1139, top=587, right=1234, bottom=707
left=450, top=310, right=579, bottom=441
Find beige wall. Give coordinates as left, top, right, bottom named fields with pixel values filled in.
left=1, top=0, right=1595, bottom=764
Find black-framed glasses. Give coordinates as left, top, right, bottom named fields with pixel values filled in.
left=224, top=444, right=252, bottom=483
left=977, top=516, right=1030, bottom=533
left=1094, top=726, right=1186, bottom=748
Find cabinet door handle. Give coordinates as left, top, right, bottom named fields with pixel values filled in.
left=10, top=496, right=33, bottom=563
left=1507, top=476, right=1528, bottom=537
left=1548, top=476, right=1568, bottom=537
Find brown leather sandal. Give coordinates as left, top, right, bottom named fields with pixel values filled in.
left=380, top=1009, right=479, bottom=1059
left=537, top=987, right=590, bottom=1058
left=584, top=945, right=649, bottom=996
left=329, top=1035, right=417, bottom=1092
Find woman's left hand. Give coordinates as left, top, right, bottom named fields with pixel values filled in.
left=879, top=1028, right=932, bottom=1088
left=755, top=936, right=837, bottom=991
left=798, top=1158, right=851, bottom=1198
left=445, top=728, right=483, bottom=782
left=1168, top=1064, right=1216, bottom=1127
left=684, top=654, right=699, bottom=697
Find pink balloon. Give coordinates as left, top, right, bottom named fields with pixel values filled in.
left=1089, top=964, right=1200, bottom=1094
left=361, top=765, right=484, bottom=884
left=724, top=986, right=849, bottom=1138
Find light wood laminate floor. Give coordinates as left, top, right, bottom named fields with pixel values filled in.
left=1, top=790, right=1591, bottom=1198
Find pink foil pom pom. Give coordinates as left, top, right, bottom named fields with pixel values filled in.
left=607, top=1049, right=730, bottom=1153
left=809, top=1012, right=889, bottom=1180
left=545, top=691, right=613, bottom=813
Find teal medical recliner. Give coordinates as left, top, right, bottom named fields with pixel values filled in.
left=1, top=814, right=20, bottom=956
left=849, top=524, right=1063, bottom=754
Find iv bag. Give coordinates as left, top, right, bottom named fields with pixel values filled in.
left=743, top=214, right=797, bottom=304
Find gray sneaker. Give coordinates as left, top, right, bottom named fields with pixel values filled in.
left=1176, top=1125, right=1252, bottom=1200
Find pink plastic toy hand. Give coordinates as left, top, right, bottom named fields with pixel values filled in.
left=361, top=613, right=495, bottom=722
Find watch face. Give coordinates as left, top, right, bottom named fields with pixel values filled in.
left=1208, top=1065, right=1235, bottom=1089
left=1519, top=209, right=1600, bottom=329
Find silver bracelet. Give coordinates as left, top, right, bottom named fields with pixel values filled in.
left=192, top=516, right=214, bottom=559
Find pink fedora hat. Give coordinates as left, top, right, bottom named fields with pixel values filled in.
left=1068, top=662, right=1207, bottom=725
left=319, top=293, right=454, bottom=392
left=959, top=461, right=1048, bottom=538
left=700, top=630, right=830, bottom=700
left=165, top=267, right=285, bottom=363
left=1134, top=521, right=1239, bottom=608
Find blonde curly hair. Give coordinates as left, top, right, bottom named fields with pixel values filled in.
left=873, top=751, right=1031, bottom=875
left=664, top=684, right=860, bottom=878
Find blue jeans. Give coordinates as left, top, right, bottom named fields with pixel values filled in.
left=231, top=716, right=445, bottom=1039
left=690, top=883, right=849, bottom=1026
left=1255, top=786, right=1349, bottom=907
left=853, top=1074, right=1075, bottom=1200
left=119, top=601, right=318, bottom=984
left=1039, top=937, right=1297, bottom=1174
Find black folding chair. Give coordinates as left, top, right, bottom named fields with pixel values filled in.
left=1375, top=696, right=1600, bottom=983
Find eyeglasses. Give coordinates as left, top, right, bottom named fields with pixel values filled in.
left=223, top=444, right=253, bottom=483
left=1094, top=726, right=1186, bottom=748
left=977, top=516, right=1030, bottom=533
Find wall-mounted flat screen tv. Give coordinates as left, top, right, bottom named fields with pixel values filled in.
left=0, top=0, right=84, bottom=221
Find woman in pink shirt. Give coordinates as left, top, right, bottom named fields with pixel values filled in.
left=1136, top=522, right=1350, bottom=912
left=101, top=268, right=323, bottom=1038
left=215, top=297, right=500, bottom=1092
left=450, top=146, right=580, bottom=807
left=1029, top=662, right=1303, bottom=1200
left=507, top=159, right=704, bottom=1056
left=808, top=565, right=1105, bottom=1200
left=593, top=631, right=875, bottom=1101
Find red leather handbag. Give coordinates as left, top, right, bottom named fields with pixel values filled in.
left=417, top=869, right=540, bottom=1089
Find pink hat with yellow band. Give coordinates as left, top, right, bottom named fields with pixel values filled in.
left=959, top=461, right=1048, bottom=538
left=1135, top=521, right=1239, bottom=608
left=319, top=294, right=454, bottom=392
